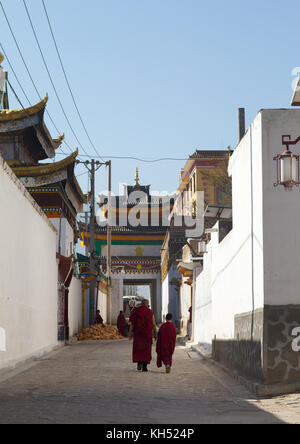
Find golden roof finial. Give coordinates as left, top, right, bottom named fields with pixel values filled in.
left=135, top=167, right=140, bottom=186
left=0, top=53, right=4, bottom=65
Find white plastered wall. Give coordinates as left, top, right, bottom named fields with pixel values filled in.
left=0, top=157, right=58, bottom=370
left=261, top=109, right=300, bottom=306
left=195, top=113, right=265, bottom=343
left=51, top=218, right=74, bottom=257
left=98, top=289, right=107, bottom=324
left=161, top=274, right=169, bottom=321
left=68, top=277, right=83, bottom=336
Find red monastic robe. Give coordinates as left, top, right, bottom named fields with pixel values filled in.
left=156, top=322, right=177, bottom=368
left=95, top=313, right=103, bottom=325
left=117, top=314, right=127, bottom=336
left=130, top=306, right=154, bottom=364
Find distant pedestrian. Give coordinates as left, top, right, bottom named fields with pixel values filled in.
left=129, top=300, right=157, bottom=372
left=156, top=313, right=177, bottom=374
left=95, top=310, right=104, bottom=325
left=129, top=300, right=134, bottom=310
left=117, top=311, right=128, bottom=337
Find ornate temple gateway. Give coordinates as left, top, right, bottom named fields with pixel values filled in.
left=0, top=55, right=85, bottom=340
left=80, top=170, right=175, bottom=323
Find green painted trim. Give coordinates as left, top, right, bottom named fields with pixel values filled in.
left=95, top=240, right=163, bottom=247
left=95, top=240, right=163, bottom=255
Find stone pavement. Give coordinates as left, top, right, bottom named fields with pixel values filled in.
left=0, top=340, right=299, bottom=424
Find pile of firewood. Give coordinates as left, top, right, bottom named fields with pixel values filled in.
left=77, top=324, right=124, bottom=341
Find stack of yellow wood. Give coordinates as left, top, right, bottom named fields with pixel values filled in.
left=77, top=324, right=123, bottom=341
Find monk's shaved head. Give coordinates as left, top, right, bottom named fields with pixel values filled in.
left=142, top=299, right=149, bottom=307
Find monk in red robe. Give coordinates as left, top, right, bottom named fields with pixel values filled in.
left=156, top=313, right=177, bottom=373
left=95, top=310, right=104, bottom=325
left=117, top=311, right=128, bottom=337
left=129, top=300, right=157, bottom=372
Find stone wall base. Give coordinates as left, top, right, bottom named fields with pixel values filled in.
left=212, top=305, right=300, bottom=393
left=193, top=344, right=300, bottom=397
left=212, top=308, right=264, bottom=382
left=58, top=326, right=69, bottom=342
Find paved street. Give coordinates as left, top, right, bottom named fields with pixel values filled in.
left=0, top=340, right=299, bottom=424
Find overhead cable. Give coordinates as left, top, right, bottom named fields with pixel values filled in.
left=42, top=0, right=105, bottom=162
left=22, top=0, right=92, bottom=158
left=0, top=2, right=73, bottom=154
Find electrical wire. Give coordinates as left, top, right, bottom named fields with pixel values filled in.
left=0, top=41, right=31, bottom=106
left=6, top=78, right=68, bottom=159
left=22, top=0, right=92, bottom=158
left=0, top=3, right=73, bottom=154
left=76, top=170, right=90, bottom=178
left=58, top=152, right=191, bottom=162
left=41, top=0, right=105, bottom=162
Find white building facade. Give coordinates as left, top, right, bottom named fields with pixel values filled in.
left=0, top=156, right=58, bottom=371
left=194, top=109, right=300, bottom=395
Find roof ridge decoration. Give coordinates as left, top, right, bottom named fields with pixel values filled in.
left=135, top=167, right=140, bottom=185
left=0, top=94, right=48, bottom=122
left=190, top=149, right=231, bottom=159
left=53, top=133, right=65, bottom=149
left=11, top=148, right=78, bottom=178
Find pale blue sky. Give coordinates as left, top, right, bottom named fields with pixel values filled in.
left=0, top=0, right=299, bottom=195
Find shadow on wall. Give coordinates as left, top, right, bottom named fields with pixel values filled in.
left=213, top=339, right=263, bottom=382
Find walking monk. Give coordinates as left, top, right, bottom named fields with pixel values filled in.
left=128, top=300, right=157, bottom=372
left=117, top=311, right=128, bottom=337
left=156, top=313, right=177, bottom=373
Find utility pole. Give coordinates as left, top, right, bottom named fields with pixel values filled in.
left=107, top=160, right=112, bottom=325
left=89, top=159, right=96, bottom=325
left=76, top=159, right=107, bottom=325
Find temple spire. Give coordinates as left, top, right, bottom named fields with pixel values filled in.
left=135, top=167, right=140, bottom=186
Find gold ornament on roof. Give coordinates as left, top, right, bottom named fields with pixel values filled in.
left=0, top=53, right=4, bottom=65
left=53, top=133, right=65, bottom=148
left=54, top=133, right=65, bottom=143
left=135, top=167, right=140, bottom=185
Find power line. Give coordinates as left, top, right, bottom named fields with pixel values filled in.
left=0, top=41, right=31, bottom=106
left=0, top=2, right=73, bottom=154
left=22, top=0, right=92, bottom=158
left=0, top=2, right=39, bottom=100
left=42, top=0, right=105, bottom=162
left=76, top=170, right=90, bottom=178
left=6, top=78, right=66, bottom=158
left=59, top=152, right=191, bottom=162
left=0, top=43, right=67, bottom=156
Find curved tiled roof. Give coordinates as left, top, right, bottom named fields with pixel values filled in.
left=0, top=95, right=48, bottom=122
left=11, top=149, right=78, bottom=177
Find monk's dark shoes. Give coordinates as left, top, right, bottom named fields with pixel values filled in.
left=137, top=362, right=143, bottom=371
left=142, top=364, right=148, bottom=372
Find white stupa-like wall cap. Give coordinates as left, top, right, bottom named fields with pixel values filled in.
left=292, top=75, right=300, bottom=106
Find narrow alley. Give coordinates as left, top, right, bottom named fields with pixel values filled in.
left=0, top=340, right=299, bottom=425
